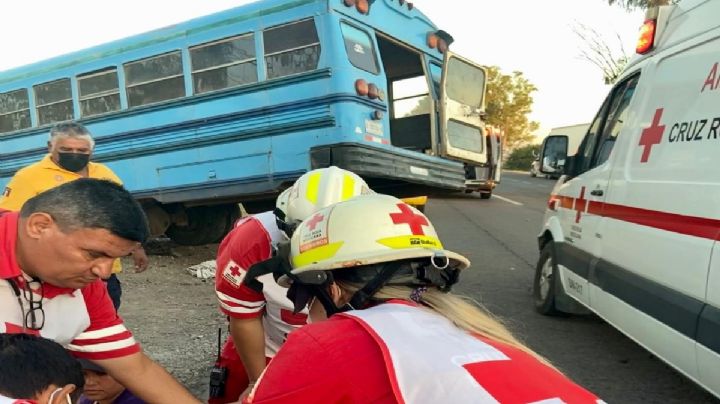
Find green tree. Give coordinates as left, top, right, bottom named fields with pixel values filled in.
left=504, top=144, right=540, bottom=171
left=573, top=22, right=629, bottom=84
left=483, top=66, right=539, bottom=150
left=606, top=0, right=674, bottom=11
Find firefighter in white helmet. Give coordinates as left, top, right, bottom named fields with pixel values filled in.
left=209, top=166, right=371, bottom=403
left=243, top=194, right=602, bottom=403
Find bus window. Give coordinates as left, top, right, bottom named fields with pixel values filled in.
left=392, top=76, right=430, bottom=118
left=124, top=51, right=185, bottom=107
left=190, top=33, right=258, bottom=94
left=340, top=22, right=379, bottom=74
left=34, top=79, right=73, bottom=126
left=78, top=68, right=121, bottom=117
left=264, top=19, right=320, bottom=79
left=0, top=89, right=31, bottom=133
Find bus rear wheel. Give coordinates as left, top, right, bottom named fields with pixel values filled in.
left=166, top=204, right=240, bottom=246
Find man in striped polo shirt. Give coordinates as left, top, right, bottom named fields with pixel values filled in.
left=0, top=179, right=198, bottom=404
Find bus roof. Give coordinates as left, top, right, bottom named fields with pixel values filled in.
left=0, top=0, right=439, bottom=88
left=0, top=0, right=326, bottom=85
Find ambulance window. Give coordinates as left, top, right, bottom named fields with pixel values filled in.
left=593, top=75, right=639, bottom=167
left=578, top=97, right=611, bottom=173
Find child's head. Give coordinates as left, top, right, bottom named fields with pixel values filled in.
left=0, top=334, right=84, bottom=403
left=78, top=359, right=126, bottom=402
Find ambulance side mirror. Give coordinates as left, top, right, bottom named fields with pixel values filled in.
left=540, top=135, right=568, bottom=175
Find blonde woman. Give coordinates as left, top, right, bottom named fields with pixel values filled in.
left=243, top=194, right=601, bottom=404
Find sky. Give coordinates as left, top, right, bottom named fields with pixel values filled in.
left=0, top=0, right=644, bottom=140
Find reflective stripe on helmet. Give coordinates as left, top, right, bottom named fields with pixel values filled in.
left=342, top=174, right=356, bottom=201
left=377, top=235, right=443, bottom=250
left=292, top=241, right=344, bottom=268
left=305, top=172, right=322, bottom=204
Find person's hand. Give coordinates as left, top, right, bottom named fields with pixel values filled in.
left=132, top=246, right=149, bottom=273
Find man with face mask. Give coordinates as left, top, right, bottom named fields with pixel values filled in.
left=0, top=122, right=148, bottom=309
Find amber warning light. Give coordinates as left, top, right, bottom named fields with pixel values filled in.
left=636, top=19, right=656, bottom=54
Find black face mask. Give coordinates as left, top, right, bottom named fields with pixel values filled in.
left=57, top=152, right=90, bottom=172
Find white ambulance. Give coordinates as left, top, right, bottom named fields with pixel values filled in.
left=534, top=0, right=719, bottom=398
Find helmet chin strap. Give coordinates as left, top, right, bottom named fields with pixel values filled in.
left=317, top=261, right=404, bottom=316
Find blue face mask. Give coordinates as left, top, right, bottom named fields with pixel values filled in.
left=57, top=152, right=90, bottom=172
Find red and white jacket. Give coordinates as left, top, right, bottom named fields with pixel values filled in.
left=246, top=301, right=603, bottom=404
left=0, top=212, right=139, bottom=360
left=0, top=396, right=37, bottom=404
left=215, top=211, right=307, bottom=356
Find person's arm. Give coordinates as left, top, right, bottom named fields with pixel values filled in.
left=229, top=316, right=267, bottom=385
left=0, top=170, right=38, bottom=211
left=131, top=246, right=149, bottom=272
left=95, top=352, right=199, bottom=404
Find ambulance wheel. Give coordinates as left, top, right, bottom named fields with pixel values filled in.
left=533, top=242, right=562, bottom=316
left=479, top=191, right=492, bottom=200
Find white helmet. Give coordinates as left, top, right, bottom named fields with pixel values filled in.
left=275, top=187, right=292, bottom=217
left=285, top=166, right=371, bottom=223
left=283, top=194, right=469, bottom=284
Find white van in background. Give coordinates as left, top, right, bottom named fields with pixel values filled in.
left=534, top=0, right=719, bottom=398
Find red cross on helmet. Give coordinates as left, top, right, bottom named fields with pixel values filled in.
left=280, top=194, right=470, bottom=285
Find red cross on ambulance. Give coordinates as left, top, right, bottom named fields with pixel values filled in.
left=638, top=108, right=666, bottom=163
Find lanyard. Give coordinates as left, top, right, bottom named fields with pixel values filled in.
left=6, top=277, right=43, bottom=331
left=6, top=278, right=28, bottom=331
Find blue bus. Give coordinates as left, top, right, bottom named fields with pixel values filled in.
left=0, top=0, right=499, bottom=245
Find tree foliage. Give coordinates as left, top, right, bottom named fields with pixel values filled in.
left=505, top=144, right=540, bottom=171
left=573, top=23, right=629, bottom=84
left=606, top=0, right=675, bottom=11
left=483, top=66, right=539, bottom=150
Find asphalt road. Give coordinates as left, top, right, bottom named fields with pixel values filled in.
left=424, top=170, right=718, bottom=404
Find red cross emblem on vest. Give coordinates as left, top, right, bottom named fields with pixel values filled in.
left=389, top=203, right=428, bottom=235
left=229, top=265, right=242, bottom=277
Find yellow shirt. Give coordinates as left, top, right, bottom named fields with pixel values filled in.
left=0, top=154, right=125, bottom=273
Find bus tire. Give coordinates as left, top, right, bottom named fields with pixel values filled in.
left=166, top=205, right=234, bottom=246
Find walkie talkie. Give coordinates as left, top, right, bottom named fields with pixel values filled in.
left=208, top=328, right=228, bottom=398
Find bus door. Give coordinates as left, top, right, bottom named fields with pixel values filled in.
left=438, top=52, right=488, bottom=165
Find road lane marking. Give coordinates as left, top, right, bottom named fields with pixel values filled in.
left=493, top=194, right=523, bottom=206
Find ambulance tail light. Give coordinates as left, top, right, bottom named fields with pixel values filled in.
left=548, top=197, right=558, bottom=211
left=636, top=18, right=656, bottom=54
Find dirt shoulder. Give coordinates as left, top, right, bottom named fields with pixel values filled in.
left=118, top=242, right=225, bottom=399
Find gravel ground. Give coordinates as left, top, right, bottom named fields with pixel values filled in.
left=117, top=241, right=225, bottom=400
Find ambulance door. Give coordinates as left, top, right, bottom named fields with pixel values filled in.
left=438, top=52, right=487, bottom=164
left=545, top=78, right=636, bottom=308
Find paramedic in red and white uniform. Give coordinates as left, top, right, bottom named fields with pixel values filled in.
left=211, top=167, right=373, bottom=403
left=0, top=179, right=198, bottom=404
left=244, top=194, right=603, bottom=404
